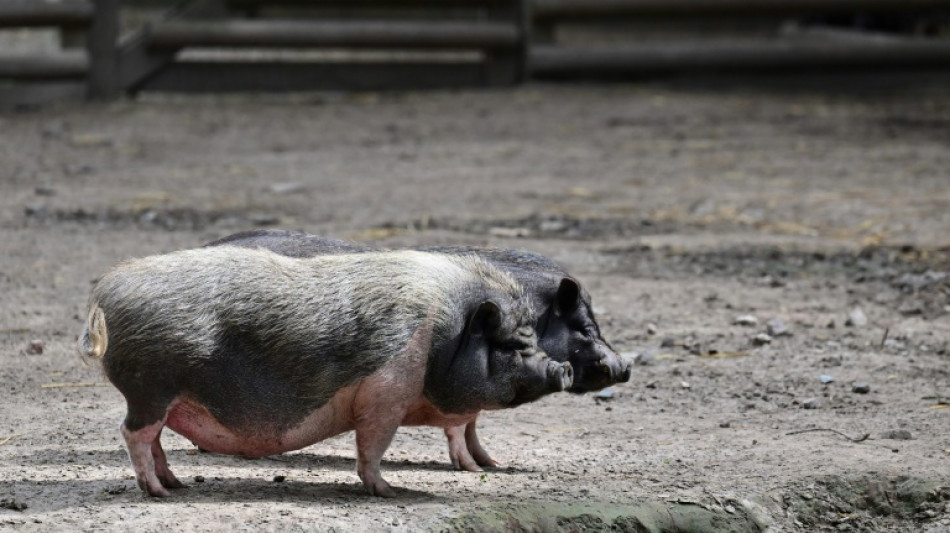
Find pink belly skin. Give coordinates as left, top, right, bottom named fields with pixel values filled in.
left=165, top=386, right=360, bottom=458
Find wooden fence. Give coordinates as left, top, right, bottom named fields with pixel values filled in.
left=530, top=0, right=950, bottom=77
left=118, top=0, right=528, bottom=93
left=1, top=0, right=948, bottom=104
left=0, top=0, right=117, bottom=107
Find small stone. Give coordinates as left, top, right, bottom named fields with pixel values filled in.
left=34, top=185, right=56, bottom=196
left=267, top=182, right=306, bottom=195
left=250, top=214, right=280, bottom=226
left=845, top=307, right=868, bottom=327
left=273, top=475, right=286, bottom=483
left=852, top=382, right=871, bottom=394
left=646, top=323, right=658, bottom=335
left=880, top=429, right=912, bottom=440
left=630, top=349, right=654, bottom=366
left=24, top=203, right=47, bottom=217
left=594, top=388, right=615, bottom=401
left=25, top=339, right=45, bottom=355
left=680, top=381, right=691, bottom=389
left=719, top=421, right=731, bottom=428
left=194, top=475, right=205, bottom=482
left=802, top=398, right=821, bottom=409
left=0, top=498, right=28, bottom=511
left=820, top=375, right=834, bottom=384
left=766, top=318, right=790, bottom=337
left=752, top=333, right=773, bottom=346
left=660, top=337, right=676, bottom=348
left=488, top=227, right=532, bottom=238
left=734, top=315, right=759, bottom=327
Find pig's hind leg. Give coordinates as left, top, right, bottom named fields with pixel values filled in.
left=120, top=403, right=183, bottom=497
left=151, top=427, right=184, bottom=490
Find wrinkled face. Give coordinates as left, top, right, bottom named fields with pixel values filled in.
left=425, top=299, right=574, bottom=415
left=485, top=322, right=573, bottom=408
left=537, top=279, right=631, bottom=393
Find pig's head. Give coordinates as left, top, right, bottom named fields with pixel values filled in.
left=426, top=299, right=573, bottom=415
left=537, top=278, right=631, bottom=393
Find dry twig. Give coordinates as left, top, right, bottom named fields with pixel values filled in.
left=786, top=428, right=870, bottom=443
left=40, top=382, right=111, bottom=389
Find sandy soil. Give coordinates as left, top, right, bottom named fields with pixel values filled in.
left=1, top=78, right=949, bottom=532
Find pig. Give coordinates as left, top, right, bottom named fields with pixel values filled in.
left=79, top=247, right=572, bottom=497
left=205, top=229, right=631, bottom=472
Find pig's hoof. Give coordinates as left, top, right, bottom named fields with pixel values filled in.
left=144, top=484, right=171, bottom=498
left=367, top=480, right=396, bottom=498
left=476, top=457, right=501, bottom=468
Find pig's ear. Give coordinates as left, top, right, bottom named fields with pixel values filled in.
left=468, top=300, right=503, bottom=337
left=555, top=278, right=580, bottom=316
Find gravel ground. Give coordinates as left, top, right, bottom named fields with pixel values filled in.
left=1, top=79, right=949, bottom=532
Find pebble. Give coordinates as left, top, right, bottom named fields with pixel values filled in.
left=734, top=315, right=759, bottom=327
left=845, top=307, right=868, bottom=327
left=719, top=421, right=731, bottom=428
left=250, top=214, right=281, bottom=226
left=766, top=318, right=790, bottom=337
left=880, top=429, right=912, bottom=440
left=25, top=339, right=45, bottom=355
left=802, top=398, right=821, bottom=409
left=645, top=323, right=657, bottom=335
left=34, top=185, right=56, bottom=196
left=820, top=374, right=834, bottom=384
left=852, top=382, right=871, bottom=394
left=194, top=475, right=205, bottom=482
left=267, top=182, right=306, bottom=195
left=273, top=475, right=286, bottom=483
left=660, top=337, right=676, bottom=348
left=594, top=388, right=615, bottom=401
left=0, top=498, right=27, bottom=511
left=752, top=333, right=773, bottom=346
left=636, top=350, right=656, bottom=366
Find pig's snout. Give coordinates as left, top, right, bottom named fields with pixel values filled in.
left=616, top=354, right=632, bottom=383
left=594, top=344, right=630, bottom=383
left=547, top=360, right=574, bottom=391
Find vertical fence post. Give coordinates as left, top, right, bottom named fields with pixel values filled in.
left=87, top=0, right=118, bottom=99
left=484, top=0, right=529, bottom=86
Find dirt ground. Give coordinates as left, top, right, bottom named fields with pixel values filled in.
left=1, top=77, right=949, bottom=532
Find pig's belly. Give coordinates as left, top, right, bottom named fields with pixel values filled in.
left=165, top=390, right=356, bottom=457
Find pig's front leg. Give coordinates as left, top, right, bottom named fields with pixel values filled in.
left=465, top=420, right=499, bottom=468
left=445, top=425, right=482, bottom=472
left=354, top=416, right=401, bottom=498
left=444, top=419, right=499, bottom=471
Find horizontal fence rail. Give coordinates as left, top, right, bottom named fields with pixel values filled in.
left=531, top=37, right=950, bottom=74
left=0, top=0, right=93, bottom=28
left=148, top=19, right=521, bottom=50
left=533, top=0, right=950, bottom=19
left=0, top=51, right=90, bottom=79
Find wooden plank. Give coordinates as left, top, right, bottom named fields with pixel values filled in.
left=118, top=0, right=229, bottom=92
left=149, top=19, right=520, bottom=49
left=136, top=60, right=487, bottom=92
left=0, top=81, right=87, bottom=110
left=530, top=37, right=950, bottom=75
left=87, top=0, right=120, bottom=99
left=0, top=0, right=93, bottom=28
left=533, top=0, right=950, bottom=19
left=484, top=0, right=528, bottom=85
left=0, top=51, right=88, bottom=79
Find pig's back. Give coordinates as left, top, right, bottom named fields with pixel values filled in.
left=91, top=247, right=457, bottom=434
